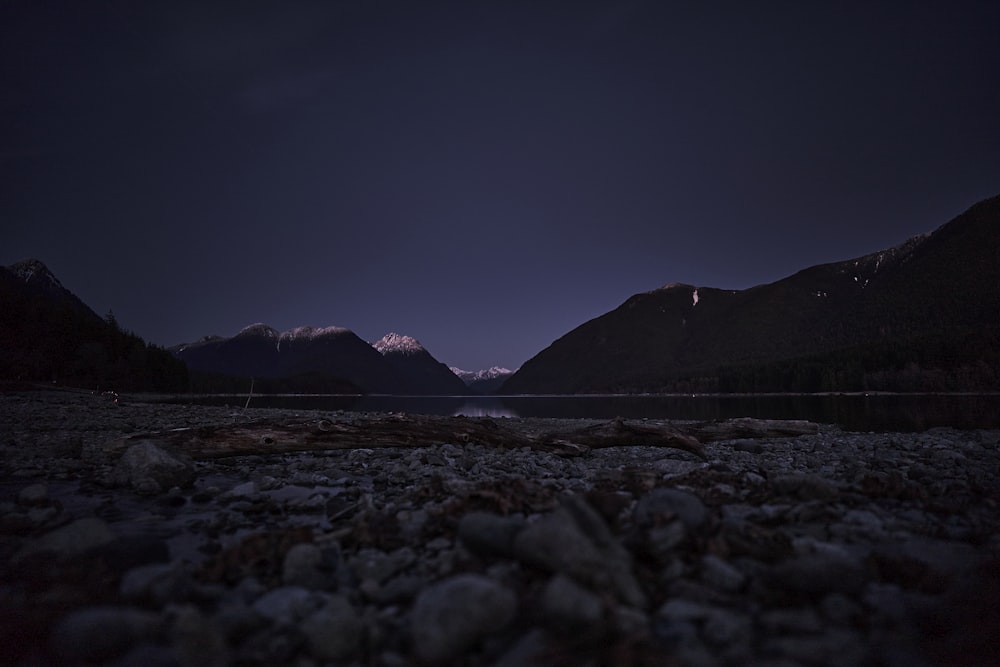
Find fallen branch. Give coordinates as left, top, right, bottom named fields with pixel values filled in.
left=106, top=414, right=816, bottom=461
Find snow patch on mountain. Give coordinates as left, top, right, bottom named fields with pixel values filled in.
left=450, top=366, right=515, bottom=383
left=277, top=325, right=351, bottom=351
left=9, top=259, right=64, bottom=290
left=655, top=282, right=695, bottom=292
left=373, top=333, right=425, bottom=356
left=281, top=325, right=350, bottom=340
left=237, top=323, right=280, bottom=338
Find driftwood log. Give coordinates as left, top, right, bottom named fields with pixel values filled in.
left=107, top=414, right=818, bottom=461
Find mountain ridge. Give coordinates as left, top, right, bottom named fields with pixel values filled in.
left=502, top=194, right=1000, bottom=394
left=0, top=259, right=188, bottom=391
left=450, top=366, right=516, bottom=394
left=172, top=326, right=468, bottom=395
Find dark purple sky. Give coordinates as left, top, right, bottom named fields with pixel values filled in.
left=3, top=1, right=999, bottom=371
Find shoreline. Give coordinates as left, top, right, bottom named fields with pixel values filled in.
left=2, top=390, right=998, bottom=665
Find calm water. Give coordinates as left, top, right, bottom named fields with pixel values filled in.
left=156, top=393, right=1000, bottom=432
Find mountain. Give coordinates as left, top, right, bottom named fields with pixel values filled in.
left=0, top=259, right=188, bottom=391
left=372, top=333, right=469, bottom=395
left=173, top=324, right=400, bottom=394
left=450, top=366, right=515, bottom=394
left=172, top=327, right=467, bottom=395
left=502, top=195, right=1000, bottom=394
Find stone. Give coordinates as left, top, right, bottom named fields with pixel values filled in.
left=302, top=595, right=364, bottom=661
left=644, top=520, right=688, bottom=562
left=227, top=481, right=256, bottom=497
left=766, top=552, right=868, bottom=598
left=111, top=441, right=195, bottom=494
left=251, top=586, right=321, bottom=622
left=351, top=547, right=417, bottom=585
left=513, top=511, right=606, bottom=581
left=49, top=605, right=162, bottom=664
left=633, top=488, right=708, bottom=531
left=559, top=494, right=647, bottom=608
left=513, top=500, right=646, bottom=608
left=700, top=554, right=746, bottom=593
left=17, top=482, right=48, bottom=505
left=457, top=511, right=526, bottom=558
left=120, top=561, right=193, bottom=605
left=770, top=473, right=839, bottom=500
left=168, top=604, right=230, bottom=667
left=702, top=608, right=752, bottom=647
left=14, top=516, right=114, bottom=562
left=3, top=395, right=1000, bottom=666
left=281, top=542, right=329, bottom=588
left=27, top=506, right=58, bottom=526
left=540, top=573, right=605, bottom=631
left=410, top=573, right=517, bottom=664
left=494, top=629, right=552, bottom=667
left=759, top=607, right=824, bottom=633
left=762, top=628, right=869, bottom=666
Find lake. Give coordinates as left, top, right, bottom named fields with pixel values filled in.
left=154, top=393, right=1000, bottom=432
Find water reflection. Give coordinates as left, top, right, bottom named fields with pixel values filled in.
left=452, top=398, right=518, bottom=418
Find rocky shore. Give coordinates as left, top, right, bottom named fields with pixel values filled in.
left=1, top=390, right=998, bottom=666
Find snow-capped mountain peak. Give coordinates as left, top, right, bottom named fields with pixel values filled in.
left=280, top=325, right=350, bottom=341
left=236, top=323, right=280, bottom=338
left=9, top=259, right=64, bottom=290
left=373, top=332, right=425, bottom=355
left=449, top=366, right=515, bottom=382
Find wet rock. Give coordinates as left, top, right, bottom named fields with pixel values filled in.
left=410, top=573, right=517, bottom=664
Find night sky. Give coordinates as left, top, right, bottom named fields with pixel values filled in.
left=3, top=1, right=999, bottom=372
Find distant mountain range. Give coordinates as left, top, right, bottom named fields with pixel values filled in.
left=450, top=366, right=516, bottom=394
left=172, top=328, right=468, bottom=395
left=502, top=194, right=1000, bottom=394
left=0, top=258, right=499, bottom=395
left=6, top=194, right=997, bottom=396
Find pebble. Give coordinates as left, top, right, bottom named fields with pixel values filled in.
left=1, top=391, right=999, bottom=666
left=410, top=573, right=517, bottom=664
